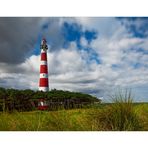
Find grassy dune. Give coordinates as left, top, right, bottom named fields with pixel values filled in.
left=0, top=109, right=93, bottom=131
left=1, top=88, right=147, bottom=131
left=0, top=103, right=148, bottom=131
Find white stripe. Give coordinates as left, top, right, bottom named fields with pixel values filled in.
left=40, top=73, right=48, bottom=78
left=40, top=60, right=47, bottom=65
left=41, top=49, right=47, bottom=53
left=39, top=87, right=49, bottom=92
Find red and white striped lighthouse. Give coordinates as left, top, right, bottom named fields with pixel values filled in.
left=39, top=38, right=49, bottom=92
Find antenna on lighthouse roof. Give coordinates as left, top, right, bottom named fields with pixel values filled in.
left=42, top=38, right=47, bottom=43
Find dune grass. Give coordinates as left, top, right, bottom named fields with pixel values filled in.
left=0, top=92, right=148, bottom=131
left=0, top=109, right=93, bottom=131
left=91, top=90, right=145, bottom=131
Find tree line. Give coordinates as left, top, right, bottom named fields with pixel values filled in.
left=0, top=87, right=101, bottom=112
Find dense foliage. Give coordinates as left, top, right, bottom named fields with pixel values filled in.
left=0, top=87, right=101, bottom=112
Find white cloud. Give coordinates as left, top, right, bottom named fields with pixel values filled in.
left=75, top=17, right=129, bottom=38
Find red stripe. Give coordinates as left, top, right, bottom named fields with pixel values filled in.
left=41, top=53, right=47, bottom=61
left=40, top=65, right=48, bottom=73
left=39, top=78, right=48, bottom=87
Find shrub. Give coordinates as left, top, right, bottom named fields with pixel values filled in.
left=94, top=90, right=142, bottom=131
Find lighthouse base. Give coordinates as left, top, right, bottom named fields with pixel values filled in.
left=39, top=87, right=49, bottom=92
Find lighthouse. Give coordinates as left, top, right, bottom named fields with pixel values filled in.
left=39, top=38, right=49, bottom=92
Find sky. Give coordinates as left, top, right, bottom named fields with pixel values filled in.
left=0, top=17, right=148, bottom=102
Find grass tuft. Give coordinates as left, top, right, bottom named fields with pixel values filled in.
left=92, top=90, right=142, bottom=131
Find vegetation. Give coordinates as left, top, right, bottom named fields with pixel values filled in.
left=0, top=110, right=92, bottom=131
left=0, top=87, right=148, bottom=131
left=0, top=103, right=147, bottom=131
left=0, top=87, right=101, bottom=112
left=91, top=90, right=143, bottom=131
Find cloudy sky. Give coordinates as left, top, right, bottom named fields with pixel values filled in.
left=0, top=17, right=148, bottom=102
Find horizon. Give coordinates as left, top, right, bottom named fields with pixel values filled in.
left=0, top=17, right=148, bottom=102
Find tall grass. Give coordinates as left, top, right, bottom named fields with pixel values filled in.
left=92, top=90, right=142, bottom=131
left=0, top=109, right=93, bottom=131
left=0, top=91, right=147, bottom=131
left=134, top=103, right=148, bottom=131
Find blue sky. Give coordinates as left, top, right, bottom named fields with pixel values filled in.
left=0, top=17, right=148, bottom=102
